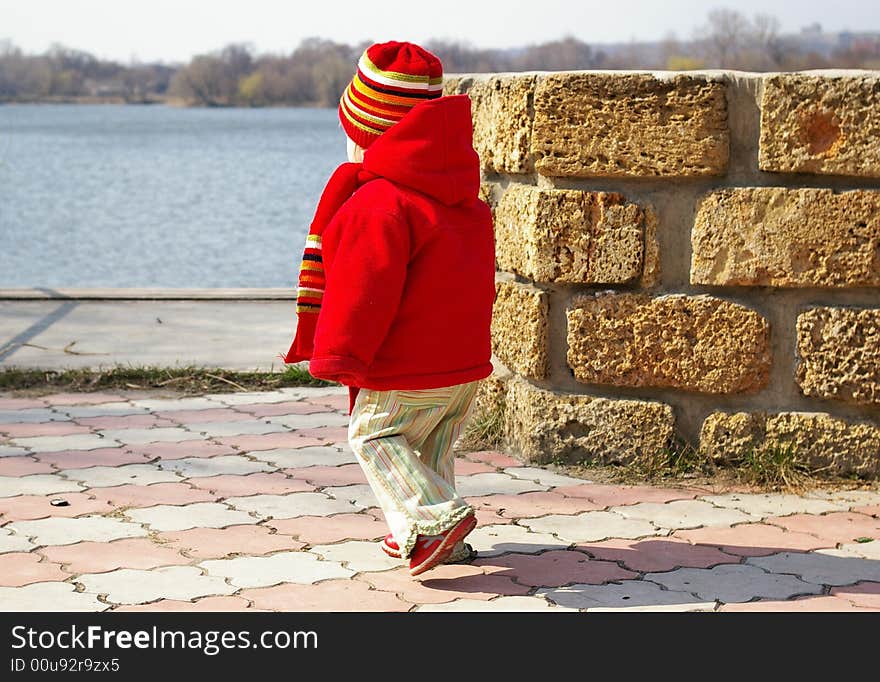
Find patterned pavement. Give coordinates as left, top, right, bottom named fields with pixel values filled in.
left=0, top=385, right=878, bottom=612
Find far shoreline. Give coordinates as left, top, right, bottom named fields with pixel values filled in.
left=0, top=97, right=335, bottom=109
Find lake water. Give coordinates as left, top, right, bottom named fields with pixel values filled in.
left=0, top=104, right=344, bottom=288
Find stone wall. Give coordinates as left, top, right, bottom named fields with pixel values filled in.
left=444, top=69, right=880, bottom=475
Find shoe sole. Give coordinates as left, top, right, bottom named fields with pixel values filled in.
left=409, top=515, right=477, bottom=577
left=380, top=541, right=401, bottom=559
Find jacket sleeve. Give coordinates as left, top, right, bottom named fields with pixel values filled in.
left=307, top=207, right=409, bottom=385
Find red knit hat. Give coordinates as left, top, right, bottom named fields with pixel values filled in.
left=339, top=41, right=444, bottom=149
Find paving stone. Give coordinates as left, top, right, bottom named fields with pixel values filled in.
left=0, top=397, right=48, bottom=409
left=454, top=473, right=548, bottom=498
left=0, top=446, right=31, bottom=457
left=0, top=493, right=110, bottom=520
left=464, top=451, right=524, bottom=468
left=538, top=580, right=716, bottom=612
left=7, top=515, right=148, bottom=546
left=266, top=412, right=350, bottom=429
left=78, top=565, right=237, bottom=604
left=467, top=492, right=602, bottom=519
left=0, top=474, right=83, bottom=498
left=302, top=394, right=349, bottom=411
left=830, top=582, right=880, bottom=609
left=254, top=446, right=355, bottom=468
left=453, top=459, right=495, bottom=476
left=154, top=407, right=252, bottom=424
left=96, top=427, right=203, bottom=445
left=521, top=511, right=662, bottom=543
left=855, top=505, right=880, bottom=517
left=289, top=464, right=367, bottom=487
left=157, top=525, right=305, bottom=560
left=42, top=392, right=126, bottom=406
left=577, top=537, right=740, bottom=572
left=267, top=514, right=387, bottom=545
left=75, top=414, right=177, bottom=429
left=114, top=596, right=258, bottom=612
left=187, top=473, right=311, bottom=497
left=321, top=484, right=376, bottom=509
left=417, top=596, right=574, bottom=612
left=719, top=595, right=869, bottom=611
left=0, top=552, right=67, bottom=586
left=59, top=404, right=149, bottom=419
left=126, top=502, right=257, bottom=531
left=613, top=500, right=756, bottom=530
left=702, top=492, right=845, bottom=518
left=765, top=512, right=880, bottom=545
left=475, top=508, right=512, bottom=527
left=309, top=540, right=401, bottom=573
left=226, top=492, right=360, bottom=519
left=293, top=426, right=349, bottom=443
left=35, top=447, right=150, bottom=470
left=646, top=563, right=822, bottom=603
left=240, top=579, right=411, bottom=612
left=0, top=457, right=53, bottom=476
left=357, top=564, right=531, bottom=603
left=836, top=540, right=880, bottom=560
left=805, top=489, right=880, bottom=507
left=554, top=483, right=699, bottom=507
left=0, top=408, right=63, bottom=424
left=88, top=482, right=215, bottom=509
left=39, top=538, right=190, bottom=573
left=11, top=433, right=119, bottom=452
left=158, top=455, right=275, bottom=478
left=475, top=550, right=637, bottom=587
left=0, top=422, right=92, bottom=438
left=232, top=402, right=327, bottom=418
left=205, top=391, right=294, bottom=406
left=199, top=551, right=353, bottom=587
left=0, top=526, right=36, bottom=553
left=129, top=397, right=224, bottom=411
left=748, top=550, right=880, bottom=586
left=62, top=464, right=181, bottom=488
left=123, top=440, right=238, bottom=460
left=0, top=581, right=107, bottom=612
left=183, top=420, right=289, bottom=438
left=673, top=523, right=829, bottom=556
left=466, top=524, right=568, bottom=557
left=213, top=433, right=325, bottom=452
left=502, top=467, right=590, bottom=488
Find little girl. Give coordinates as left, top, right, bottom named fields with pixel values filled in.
left=281, top=41, right=496, bottom=576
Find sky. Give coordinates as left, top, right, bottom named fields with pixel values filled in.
left=1, top=0, right=879, bottom=64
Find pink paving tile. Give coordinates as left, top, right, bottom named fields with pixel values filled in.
left=157, top=525, right=305, bottom=559
left=154, top=407, right=254, bottom=424
left=467, top=492, right=603, bottom=519
left=123, top=440, right=237, bottom=460
left=475, top=507, right=512, bottom=527
left=765, top=512, right=880, bottom=546
left=114, top=596, right=256, bottom=612
left=854, top=505, right=880, bottom=517
left=720, top=596, right=870, bottom=612
left=358, top=564, right=531, bottom=603
left=287, top=464, right=367, bottom=487
left=41, top=392, right=128, bottom=406
left=0, top=422, right=93, bottom=437
left=231, top=402, right=326, bottom=418
left=267, top=514, right=387, bottom=544
left=0, top=397, right=48, bottom=409
left=454, top=459, right=495, bottom=476
left=88, top=482, right=215, bottom=509
left=464, top=450, right=523, bottom=468
left=0, top=553, right=67, bottom=586
left=76, top=414, right=177, bottom=429
left=0, top=457, right=54, bottom=477
left=39, top=538, right=190, bottom=573
left=212, top=433, right=324, bottom=452
left=35, top=447, right=150, bottom=470
left=475, top=550, right=638, bottom=587
left=576, top=537, right=741, bottom=572
left=554, top=483, right=700, bottom=507
left=673, top=523, right=829, bottom=556
left=241, top=580, right=411, bottom=612
left=303, top=394, right=349, bottom=411
left=831, top=582, right=880, bottom=610
left=187, top=473, right=312, bottom=497
left=290, top=426, right=349, bottom=443
left=0, top=493, right=109, bottom=521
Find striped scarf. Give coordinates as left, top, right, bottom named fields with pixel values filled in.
left=280, top=162, right=377, bottom=364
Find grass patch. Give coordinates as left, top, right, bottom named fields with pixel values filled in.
left=731, top=442, right=813, bottom=490
left=457, top=398, right=506, bottom=452
left=0, top=364, right=335, bottom=395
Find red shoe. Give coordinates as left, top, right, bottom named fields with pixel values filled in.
left=409, top=514, right=477, bottom=577
left=380, top=534, right=401, bottom=559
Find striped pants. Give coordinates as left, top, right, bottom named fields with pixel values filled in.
left=348, top=381, right=478, bottom=560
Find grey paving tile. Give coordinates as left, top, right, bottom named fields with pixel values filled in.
left=747, top=550, right=880, bottom=586
left=454, top=473, right=548, bottom=497
left=7, top=515, right=148, bottom=546
left=321, top=484, right=375, bottom=509
left=0, top=582, right=107, bottom=612
left=62, top=464, right=180, bottom=488
left=503, top=467, right=590, bottom=488
left=309, top=540, right=400, bottom=573
left=266, top=413, right=350, bottom=429
left=126, top=502, right=257, bottom=531
left=225, top=492, right=360, bottom=519
left=158, top=455, right=275, bottom=478
left=0, top=446, right=31, bottom=457
left=249, top=446, right=356, bottom=468
left=646, top=564, right=822, bottom=603
left=95, top=427, right=203, bottom=444
left=521, top=511, right=662, bottom=543
left=204, top=391, right=295, bottom=406
left=10, top=434, right=119, bottom=453
left=181, top=420, right=288, bottom=438
left=538, top=580, right=716, bottom=611
left=0, top=526, right=36, bottom=553
left=0, top=474, right=83, bottom=498
left=417, top=596, right=576, bottom=612
left=199, top=551, right=353, bottom=587
left=702, top=492, right=845, bottom=518
left=60, top=404, right=149, bottom=419
left=78, top=566, right=236, bottom=604
left=0, top=408, right=63, bottom=424
left=612, top=500, right=756, bottom=530
left=466, top=524, right=567, bottom=557
left=129, top=397, right=223, bottom=411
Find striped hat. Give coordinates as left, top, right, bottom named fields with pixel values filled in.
left=339, top=41, right=444, bottom=149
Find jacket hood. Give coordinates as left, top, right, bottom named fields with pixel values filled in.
left=361, top=94, right=481, bottom=207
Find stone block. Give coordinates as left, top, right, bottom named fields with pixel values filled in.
left=492, top=279, right=549, bottom=379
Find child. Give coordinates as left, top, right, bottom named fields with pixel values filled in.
left=281, top=41, right=496, bottom=576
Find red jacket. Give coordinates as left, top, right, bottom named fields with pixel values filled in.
left=307, top=94, right=495, bottom=390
